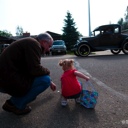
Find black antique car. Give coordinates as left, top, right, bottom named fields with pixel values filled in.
left=71, top=24, right=128, bottom=57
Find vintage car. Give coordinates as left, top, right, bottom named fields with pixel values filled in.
left=0, top=43, right=10, bottom=54
left=71, top=24, right=128, bottom=57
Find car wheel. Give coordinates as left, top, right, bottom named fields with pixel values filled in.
left=110, top=49, right=121, bottom=54
left=122, top=41, right=128, bottom=54
left=74, top=51, right=80, bottom=56
left=77, top=44, right=90, bottom=57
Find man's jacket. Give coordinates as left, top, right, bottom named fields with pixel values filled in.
left=0, top=37, right=50, bottom=97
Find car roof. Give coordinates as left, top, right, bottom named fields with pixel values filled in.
left=53, top=40, right=64, bottom=42
left=93, top=24, right=121, bottom=31
left=0, top=43, right=10, bottom=46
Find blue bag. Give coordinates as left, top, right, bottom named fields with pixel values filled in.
left=80, top=81, right=98, bottom=108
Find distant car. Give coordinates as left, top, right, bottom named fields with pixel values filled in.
left=0, top=44, right=10, bottom=54
left=71, top=24, right=128, bottom=57
left=50, top=40, right=67, bottom=55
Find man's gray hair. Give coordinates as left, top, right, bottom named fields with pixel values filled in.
left=37, top=33, right=53, bottom=42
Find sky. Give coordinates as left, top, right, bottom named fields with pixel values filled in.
left=0, top=0, right=128, bottom=36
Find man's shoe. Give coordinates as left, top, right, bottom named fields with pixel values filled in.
left=2, top=100, right=31, bottom=115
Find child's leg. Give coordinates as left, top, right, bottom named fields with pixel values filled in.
left=61, top=95, right=68, bottom=106
left=66, top=93, right=81, bottom=104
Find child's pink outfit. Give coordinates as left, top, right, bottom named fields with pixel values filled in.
left=61, top=69, right=82, bottom=106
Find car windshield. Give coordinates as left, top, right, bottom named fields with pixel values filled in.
left=53, top=41, right=64, bottom=45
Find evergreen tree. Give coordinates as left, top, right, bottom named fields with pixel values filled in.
left=62, top=11, right=80, bottom=50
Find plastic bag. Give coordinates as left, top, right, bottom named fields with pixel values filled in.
left=80, top=81, right=98, bottom=108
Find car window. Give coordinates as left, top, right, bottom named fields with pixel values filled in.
left=94, top=31, right=101, bottom=36
left=53, top=41, right=64, bottom=45
left=0, top=44, right=9, bottom=47
left=114, top=27, right=119, bottom=33
left=4, top=44, right=9, bottom=48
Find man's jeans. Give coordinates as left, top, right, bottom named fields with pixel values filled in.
left=9, top=75, right=51, bottom=109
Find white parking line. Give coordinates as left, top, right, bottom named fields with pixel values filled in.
left=74, top=60, right=128, bottom=101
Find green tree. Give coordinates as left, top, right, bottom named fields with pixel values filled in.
left=118, top=18, right=124, bottom=26
left=118, top=6, right=128, bottom=30
left=124, top=6, right=128, bottom=30
left=62, top=11, right=80, bottom=50
left=0, top=30, right=12, bottom=37
left=124, top=6, right=128, bottom=21
left=16, top=26, right=23, bottom=36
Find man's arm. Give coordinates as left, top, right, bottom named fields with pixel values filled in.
left=50, top=81, right=56, bottom=91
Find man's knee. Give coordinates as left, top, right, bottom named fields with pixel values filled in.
left=41, top=75, right=51, bottom=85
left=33, top=75, right=51, bottom=87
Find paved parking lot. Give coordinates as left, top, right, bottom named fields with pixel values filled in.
left=0, top=51, right=128, bottom=128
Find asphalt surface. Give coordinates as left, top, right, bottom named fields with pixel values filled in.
left=0, top=51, right=128, bottom=128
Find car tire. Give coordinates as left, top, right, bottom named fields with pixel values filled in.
left=122, top=41, right=128, bottom=55
left=77, top=44, right=90, bottom=57
left=110, top=49, right=121, bottom=54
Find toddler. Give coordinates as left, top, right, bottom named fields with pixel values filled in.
left=58, top=59, right=90, bottom=106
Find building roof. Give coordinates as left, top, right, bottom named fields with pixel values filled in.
left=0, top=36, right=16, bottom=44
left=46, top=31, right=62, bottom=40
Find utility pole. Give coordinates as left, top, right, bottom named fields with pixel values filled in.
left=88, top=0, right=91, bottom=36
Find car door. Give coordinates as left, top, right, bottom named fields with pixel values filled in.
left=99, top=32, right=114, bottom=48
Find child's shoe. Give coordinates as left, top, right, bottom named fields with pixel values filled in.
left=75, top=98, right=80, bottom=104
left=61, top=98, right=67, bottom=106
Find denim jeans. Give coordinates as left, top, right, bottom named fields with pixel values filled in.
left=10, top=75, right=51, bottom=109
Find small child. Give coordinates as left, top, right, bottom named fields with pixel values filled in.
left=58, top=59, right=90, bottom=106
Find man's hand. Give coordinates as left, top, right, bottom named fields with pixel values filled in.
left=50, top=81, right=56, bottom=91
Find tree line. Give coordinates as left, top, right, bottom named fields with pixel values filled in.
left=1, top=6, right=128, bottom=50
left=118, top=6, right=128, bottom=30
